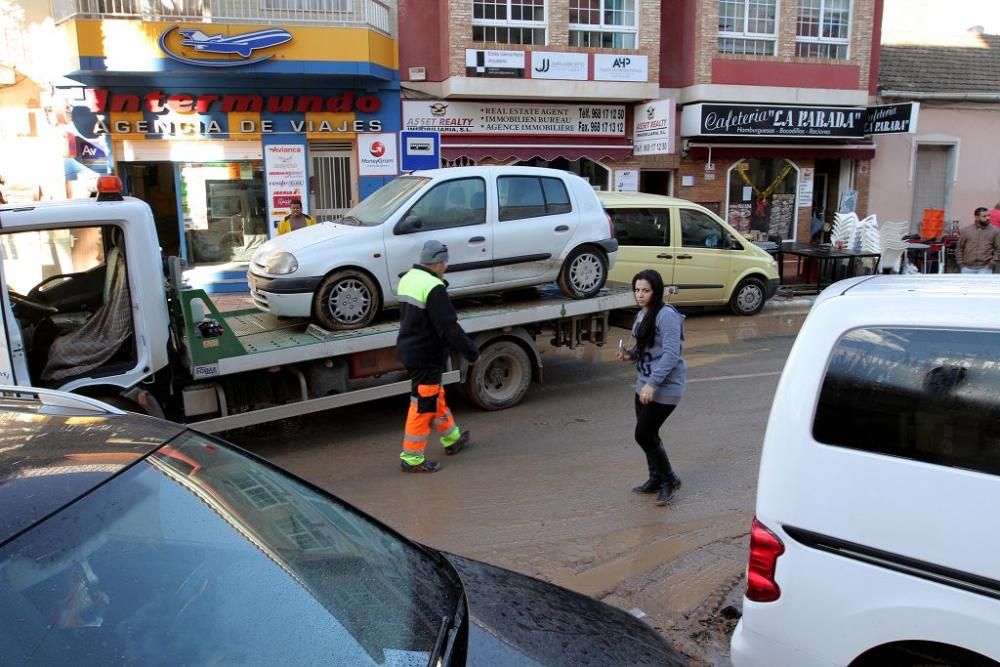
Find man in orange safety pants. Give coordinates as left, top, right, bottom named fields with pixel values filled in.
left=396, top=240, right=480, bottom=472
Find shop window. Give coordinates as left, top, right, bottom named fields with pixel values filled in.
left=609, top=208, right=669, bottom=247
left=726, top=159, right=799, bottom=241
left=680, top=209, right=731, bottom=249
left=718, top=0, right=777, bottom=55
left=402, top=178, right=487, bottom=231
left=498, top=176, right=573, bottom=221
left=569, top=0, right=637, bottom=49
left=796, top=0, right=850, bottom=59
left=473, top=0, right=547, bottom=45
left=180, top=161, right=266, bottom=265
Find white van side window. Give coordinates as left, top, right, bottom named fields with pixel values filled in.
left=813, top=327, right=1000, bottom=476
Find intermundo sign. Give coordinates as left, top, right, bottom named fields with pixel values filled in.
left=159, top=26, right=293, bottom=67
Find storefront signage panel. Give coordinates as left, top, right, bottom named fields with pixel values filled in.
left=682, top=103, right=867, bottom=139
left=159, top=26, right=293, bottom=68
left=594, top=54, right=648, bottom=82
left=530, top=52, right=589, bottom=80
left=403, top=101, right=626, bottom=136
left=358, top=133, right=398, bottom=176
left=633, top=98, right=675, bottom=155
left=864, top=102, right=919, bottom=135
left=465, top=49, right=526, bottom=78
left=265, top=144, right=308, bottom=230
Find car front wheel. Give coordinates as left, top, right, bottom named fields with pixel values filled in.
left=557, top=246, right=608, bottom=299
left=729, top=277, right=766, bottom=316
left=313, top=270, right=380, bottom=330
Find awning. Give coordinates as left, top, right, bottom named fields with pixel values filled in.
left=441, top=137, right=634, bottom=162
left=686, top=141, right=875, bottom=161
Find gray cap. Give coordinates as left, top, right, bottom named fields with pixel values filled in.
left=420, top=240, right=449, bottom=264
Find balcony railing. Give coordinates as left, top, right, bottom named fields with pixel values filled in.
left=51, top=0, right=394, bottom=35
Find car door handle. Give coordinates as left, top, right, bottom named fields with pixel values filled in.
left=656, top=253, right=672, bottom=259
left=554, top=225, right=570, bottom=232
left=676, top=254, right=693, bottom=260
left=468, top=236, right=485, bottom=243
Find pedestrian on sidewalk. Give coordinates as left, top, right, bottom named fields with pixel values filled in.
left=956, top=207, right=1000, bottom=274
left=277, top=199, right=315, bottom=235
left=395, top=240, right=479, bottom=473
left=989, top=201, right=1000, bottom=230
left=617, top=269, right=686, bottom=506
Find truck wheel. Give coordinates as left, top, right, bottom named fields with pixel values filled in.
left=558, top=246, right=607, bottom=299
left=463, top=340, right=532, bottom=410
left=730, top=277, right=766, bottom=316
left=313, top=270, right=380, bottom=330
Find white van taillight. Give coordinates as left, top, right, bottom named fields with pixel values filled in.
left=746, top=517, right=784, bottom=602
left=605, top=211, right=614, bottom=238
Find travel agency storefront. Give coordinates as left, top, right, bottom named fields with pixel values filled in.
left=677, top=102, right=879, bottom=243
left=58, top=19, right=399, bottom=291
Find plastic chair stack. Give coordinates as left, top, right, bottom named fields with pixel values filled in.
left=878, top=220, right=911, bottom=273
left=830, top=212, right=859, bottom=248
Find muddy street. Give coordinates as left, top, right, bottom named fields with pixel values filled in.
left=231, top=306, right=809, bottom=666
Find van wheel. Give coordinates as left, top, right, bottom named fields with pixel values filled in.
left=463, top=340, right=532, bottom=410
left=558, top=246, right=607, bottom=299
left=313, top=270, right=380, bottom=330
left=730, top=277, right=766, bottom=316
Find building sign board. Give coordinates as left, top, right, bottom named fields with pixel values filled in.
left=159, top=26, right=293, bottom=67
left=681, top=103, right=867, bottom=139
left=530, top=51, right=589, bottom=80
left=864, top=102, right=920, bottom=135
left=402, top=100, right=626, bottom=136
left=594, top=54, right=648, bottom=82
left=633, top=98, right=675, bottom=155
left=358, top=133, right=398, bottom=176
left=614, top=169, right=639, bottom=192
left=465, top=49, right=526, bottom=78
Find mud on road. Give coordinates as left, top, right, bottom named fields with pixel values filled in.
left=232, top=309, right=808, bottom=666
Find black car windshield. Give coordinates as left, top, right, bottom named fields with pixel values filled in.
left=0, top=430, right=461, bottom=665
left=343, top=176, right=430, bottom=226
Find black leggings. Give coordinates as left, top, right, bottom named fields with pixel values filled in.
left=634, top=395, right=676, bottom=473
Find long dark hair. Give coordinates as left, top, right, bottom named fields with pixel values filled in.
left=633, top=269, right=665, bottom=355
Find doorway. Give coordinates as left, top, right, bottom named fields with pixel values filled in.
left=309, top=143, right=355, bottom=222
left=639, top=170, right=673, bottom=195
left=120, top=162, right=180, bottom=258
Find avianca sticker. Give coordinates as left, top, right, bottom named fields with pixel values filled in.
left=159, top=26, right=292, bottom=68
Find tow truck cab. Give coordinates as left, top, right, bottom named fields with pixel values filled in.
left=0, top=179, right=170, bottom=395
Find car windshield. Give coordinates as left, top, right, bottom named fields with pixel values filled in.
left=342, top=176, right=430, bottom=226
left=0, top=430, right=462, bottom=665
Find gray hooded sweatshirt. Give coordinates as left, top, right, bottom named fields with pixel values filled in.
left=629, top=305, right=687, bottom=405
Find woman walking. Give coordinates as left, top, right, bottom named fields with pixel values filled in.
left=617, top=269, right=687, bottom=506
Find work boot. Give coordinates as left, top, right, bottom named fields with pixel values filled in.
left=444, top=430, right=471, bottom=455
left=665, top=470, right=683, bottom=491
left=401, top=460, right=441, bottom=473
left=655, top=481, right=676, bottom=506
left=632, top=465, right=661, bottom=494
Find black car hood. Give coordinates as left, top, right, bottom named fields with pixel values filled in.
left=442, top=553, right=687, bottom=667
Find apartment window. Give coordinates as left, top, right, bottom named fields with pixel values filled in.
left=719, top=0, right=777, bottom=55
left=569, top=0, right=638, bottom=49
left=473, top=0, right=547, bottom=45
left=796, top=0, right=850, bottom=58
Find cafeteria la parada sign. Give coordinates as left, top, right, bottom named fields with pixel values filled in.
left=83, top=89, right=384, bottom=136
left=682, top=103, right=867, bottom=139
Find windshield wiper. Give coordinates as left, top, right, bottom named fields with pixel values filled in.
left=427, top=598, right=465, bottom=667
left=337, top=215, right=361, bottom=226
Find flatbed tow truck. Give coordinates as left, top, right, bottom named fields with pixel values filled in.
left=0, top=181, right=632, bottom=432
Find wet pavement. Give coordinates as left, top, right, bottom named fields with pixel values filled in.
left=230, top=305, right=811, bottom=666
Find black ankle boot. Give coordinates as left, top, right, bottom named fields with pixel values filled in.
left=632, top=476, right=661, bottom=494
left=656, top=481, right=675, bottom=506
left=666, top=471, right=682, bottom=491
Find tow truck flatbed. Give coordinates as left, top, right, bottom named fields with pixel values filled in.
left=181, top=282, right=635, bottom=378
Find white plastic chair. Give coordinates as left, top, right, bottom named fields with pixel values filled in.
left=878, top=220, right=911, bottom=273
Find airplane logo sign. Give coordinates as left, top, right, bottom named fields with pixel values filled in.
left=159, top=26, right=293, bottom=67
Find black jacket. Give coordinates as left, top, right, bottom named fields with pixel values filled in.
left=396, top=266, right=479, bottom=369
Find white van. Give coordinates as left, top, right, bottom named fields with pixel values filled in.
left=732, top=275, right=1000, bottom=667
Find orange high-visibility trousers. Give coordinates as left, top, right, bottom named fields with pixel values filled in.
left=400, top=381, right=461, bottom=465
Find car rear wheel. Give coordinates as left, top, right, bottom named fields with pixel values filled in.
left=313, top=270, right=380, bottom=330
left=558, top=246, right=607, bottom=299
left=729, top=277, right=766, bottom=316
left=463, top=340, right=532, bottom=410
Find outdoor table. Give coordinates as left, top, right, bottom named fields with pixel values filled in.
left=778, top=241, right=882, bottom=294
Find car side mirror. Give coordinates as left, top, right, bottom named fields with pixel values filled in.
left=396, top=214, right=423, bottom=234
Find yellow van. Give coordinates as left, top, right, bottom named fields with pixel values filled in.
left=599, top=192, right=780, bottom=315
